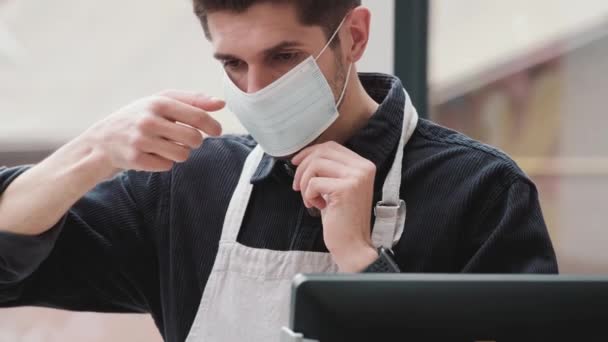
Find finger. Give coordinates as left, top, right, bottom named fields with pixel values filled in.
left=137, top=115, right=204, bottom=148
left=293, top=149, right=351, bottom=191
left=135, top=135, right=192, bottom=163
left=291, top=144, right=318, bottom=166
left=131, top=153, right=174, bottom=172
left=303, top=177, right=343, bottom=209
left=294, top=158, right=352, bottom=192
left=292, top=141, right=361, bottom=167
left=157, top=90, right=226, bottom=112
left=294, top=152, right=348, bottom=190
left=149, top=96, right=223, bottom=136
left=157, top=119, right=204, bottom=148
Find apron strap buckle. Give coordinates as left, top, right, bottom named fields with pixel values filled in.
left=372, top=200, right=407, bottom=249
left=373, top=200, right=404, bottom=218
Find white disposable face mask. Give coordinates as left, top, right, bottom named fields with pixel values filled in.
left=222, top=16, right=352, bottom=157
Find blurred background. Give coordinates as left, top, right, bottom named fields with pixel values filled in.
left=1, top=0, right=607, bottom=341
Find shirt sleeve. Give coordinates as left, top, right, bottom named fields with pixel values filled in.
left=0, top=165, right=167, bottom=314
left=461, top=178, right=559, bottom=273
left=0, top=166, right=63, bottom=285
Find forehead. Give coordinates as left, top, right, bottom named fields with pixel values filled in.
left=206, top=3, right=325, bottom=55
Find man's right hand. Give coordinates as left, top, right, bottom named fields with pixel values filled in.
left=0, top=90, right=225, bottom=236
left=80, top=90, right=225, bottom=177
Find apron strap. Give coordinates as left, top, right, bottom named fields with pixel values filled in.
left=220, top=145, right=265, bottom=243
left=371, top=90, right=419, bottom=248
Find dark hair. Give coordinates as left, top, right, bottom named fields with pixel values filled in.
left=193, top=0, right=361, bottom=42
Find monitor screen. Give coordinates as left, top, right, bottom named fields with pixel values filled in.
left=284, top=274, right=608, bottom=341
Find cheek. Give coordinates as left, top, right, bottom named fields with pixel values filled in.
left=328, top=64, right=349, bottom=99
left=315, top=51, right=337, bottom=75
left=319, top=48, right=347, bottom=77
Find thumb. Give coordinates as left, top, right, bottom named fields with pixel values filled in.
left=157, top=90, right=226, bottom=112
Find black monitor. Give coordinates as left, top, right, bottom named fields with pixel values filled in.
left=281, top=274, right=608, bottom=342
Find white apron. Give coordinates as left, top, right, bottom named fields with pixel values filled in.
left=185, top=90, right=419, bottom=342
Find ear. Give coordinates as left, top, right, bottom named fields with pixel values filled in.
left=342, top=6, right=371, bottom=64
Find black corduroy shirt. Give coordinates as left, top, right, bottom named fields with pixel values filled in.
left=0, top=73, right=558, bottom=342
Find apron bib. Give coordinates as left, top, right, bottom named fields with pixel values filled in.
left=186, top=90, right=419, bottom=342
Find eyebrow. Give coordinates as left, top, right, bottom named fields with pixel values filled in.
left=213, top=40, right=303, bottom=61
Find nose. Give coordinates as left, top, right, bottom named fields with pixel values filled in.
left=245, top=66, right=276, bottom=93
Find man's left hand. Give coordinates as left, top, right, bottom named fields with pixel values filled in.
left=292, top=141, right=378, bottom=272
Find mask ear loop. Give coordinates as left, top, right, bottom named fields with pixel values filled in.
left=315, top=14, right=349, bottom=60
left=315, top=13, right=353, bottom=109
left=336, top=63, right=352, bottom=108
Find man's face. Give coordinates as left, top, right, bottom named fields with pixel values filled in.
left=206, top=3, right=348, bottom=99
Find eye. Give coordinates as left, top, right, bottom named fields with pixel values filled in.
left=273, top=52, right=300, bottom=63
left=222, top=59, right=245, bottom=71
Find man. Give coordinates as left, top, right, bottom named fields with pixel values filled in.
left=0, top=0, right=557, bottom=341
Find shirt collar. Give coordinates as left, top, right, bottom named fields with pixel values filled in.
left=250, top=72, right=406, bottom=184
